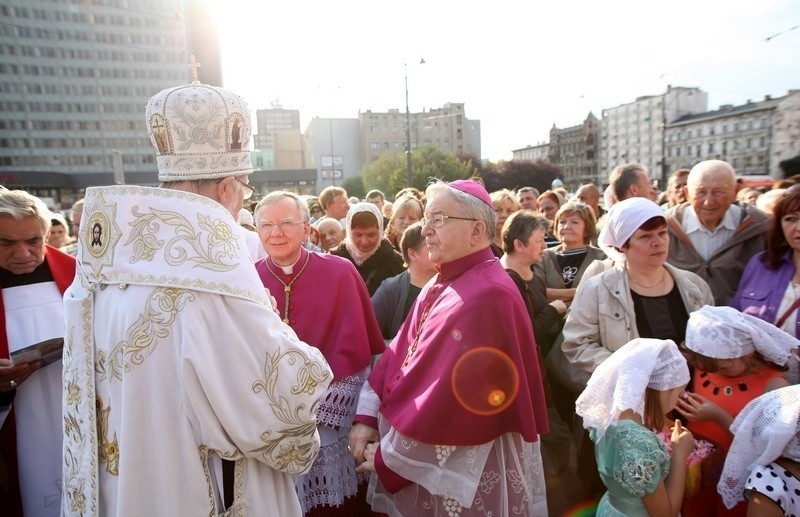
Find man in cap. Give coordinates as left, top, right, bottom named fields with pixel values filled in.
left=349, top=179, right=550, bottom=515
left=0, top=189, right=75, bottom=516
left=254, top=191, right=385, bottom=515
left=61, top=76, right=331, bottom=515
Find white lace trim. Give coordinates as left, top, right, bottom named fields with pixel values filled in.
left=317, top=370, right=367, bottom=429
left=294, top=434, right=368, bottom=513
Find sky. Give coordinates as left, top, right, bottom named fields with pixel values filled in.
left=212, top=0, right=800, bottom=163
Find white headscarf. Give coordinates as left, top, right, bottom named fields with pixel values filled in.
left=344, top=202, right=384, bottom=266
left=576, top=338, right=689, bottom=439
left=686, top=305, right=800, bottom=365
left=597, top=197, right=665, bottom=262
left=718, top=385, right=800, bottom=509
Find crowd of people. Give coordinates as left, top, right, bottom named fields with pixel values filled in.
left=3, top=78, right=800, bottom=517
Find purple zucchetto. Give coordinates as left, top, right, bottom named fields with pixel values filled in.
left=449, top=179, right=493, bottom=207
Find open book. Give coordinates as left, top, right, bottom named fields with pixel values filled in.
left=11, top=337, right=64, bottom=366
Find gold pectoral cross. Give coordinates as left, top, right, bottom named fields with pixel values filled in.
left=283, top=285, right=291, bottom=324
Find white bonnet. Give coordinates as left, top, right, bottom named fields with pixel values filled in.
left=576, top=338, right=689, bottom=439
left=686, top=305, right=800, bottom=365
left=597, top=197, right=665, bottom=262
left=718, top=385, right=800, bottom=509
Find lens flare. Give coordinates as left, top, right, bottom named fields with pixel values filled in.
left=451, top=347, right=518, bottom=416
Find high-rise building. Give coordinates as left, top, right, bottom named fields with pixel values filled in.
left=665, top=90, right=800, bottom=177
left=358, top=102, right=480, bottom=165
left=599, top=86, right=708, bottom=185
left=303, top=117, right=361, bottom=190
left=0, top=0, right=190, bottom=197
left=253, top=105, right=303, bottom=170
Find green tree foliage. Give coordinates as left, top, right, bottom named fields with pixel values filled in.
left=341, top=176, right=365, bottom=200
left=482, top=160, right=562, bottom=194
left=362, top=146, right=474, bottom=198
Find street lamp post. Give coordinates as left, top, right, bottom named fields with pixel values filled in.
left=404, top=59, right=425, bottom=188
left=404, top=63, right=413, bottom=188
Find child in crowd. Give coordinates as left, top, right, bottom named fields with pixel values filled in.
left=718, top=385, right=800, bottom=515
left=576, top=338, right=694, bottom=516
left=677, top=305, right=800, bottom=516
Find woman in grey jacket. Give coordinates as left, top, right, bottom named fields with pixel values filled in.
left=562, top=197, right=714, bottom=377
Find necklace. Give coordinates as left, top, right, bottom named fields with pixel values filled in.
left=628, top=268, right=667, bottom=289
left=699, top=372, right=748, bottom=397
left=264, top=251, right=312, bottom=324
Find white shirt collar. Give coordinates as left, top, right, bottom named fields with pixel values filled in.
left=684, top=204, right=741, bottom=234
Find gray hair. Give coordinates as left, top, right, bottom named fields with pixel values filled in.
left=502, top=210, right=551, bottom=253
left=0, top=189, right=51, bottom=231
left=254, top=190, right=310, bottom=224
left=426, top=180, right=496, bottom=243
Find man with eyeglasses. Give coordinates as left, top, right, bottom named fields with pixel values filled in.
left=61, top=79, right=332, bottom=515
left=349, top=179, right=550, bottom=515
left=666, top=159, right=769, bottom=305
left=254, top=191, right=384, bottom=515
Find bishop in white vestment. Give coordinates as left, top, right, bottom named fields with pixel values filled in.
left=61, top=78, right=333, bottom=516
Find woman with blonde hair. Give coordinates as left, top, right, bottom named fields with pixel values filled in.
left=490, top=188, right=520, bottom=256
left=384, top=195, right=424, bottom=251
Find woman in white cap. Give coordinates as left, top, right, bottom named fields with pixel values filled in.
left=677, top=305, right=799, bottom=516
left=562, top=197, right=713, bottom=377
left=717, top=385, right=800, bottom=515
left=576, top=338, right=694, bottom=516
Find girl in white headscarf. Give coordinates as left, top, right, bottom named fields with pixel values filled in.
left=677, top=305, right=800, bottom=516
left=717, top=385, right=800, bottom=514
left=576, top=338, right=693, bottom=517
left=330, top=202, right=405, bottom=296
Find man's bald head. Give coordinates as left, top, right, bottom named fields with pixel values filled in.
left=687, top=160, right=736, bottom=189
left=575, top=184, right=601, bottom=217
left=687, top=160, right=737, bottom=230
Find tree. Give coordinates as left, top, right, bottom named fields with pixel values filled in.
left=482, top=160, right=562, bottom=194
left=361, top=146, right=474, bottom=198
left=341, top=176, right=365, bottom=200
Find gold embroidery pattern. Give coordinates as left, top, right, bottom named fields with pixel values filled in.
left=126, top=207, right=238, bottom=271
left=103, top=271, right=267, bottom=305
left=98, top=288, right=195, bottom=382
left=198, top=446, right=245, bottom=516
left=96, top=397, right=119, bottom=476
left=63, top=296, right=99, bottom=515
left=251, top=348, right=331, bottom=473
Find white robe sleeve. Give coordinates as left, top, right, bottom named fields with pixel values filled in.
left=180, top=294, right=332, bottom=476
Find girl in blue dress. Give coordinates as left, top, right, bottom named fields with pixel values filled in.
left=576, top=338, right=694, bottom=516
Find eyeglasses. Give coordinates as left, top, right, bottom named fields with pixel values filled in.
left=234, top=177, right=255, bottom=200
left=421, top=213, right=478, bottom=228
left=259, top=219, right=306, bottom=234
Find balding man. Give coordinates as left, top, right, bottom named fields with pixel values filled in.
left=574, top=183, right=604, bottom=221
left=608, top=163, right=657, bottom=202
left=666, top=160, right=770, bottom=305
